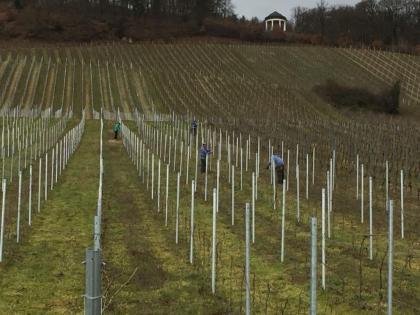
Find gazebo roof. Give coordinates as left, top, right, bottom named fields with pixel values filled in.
left=264, top=11, right=288, bottom=21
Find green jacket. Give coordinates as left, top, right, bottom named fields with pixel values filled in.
left=113, top=123, right=121, bottom=132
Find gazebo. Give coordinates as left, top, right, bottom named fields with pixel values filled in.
left=264, top=11, right=287, bottom=32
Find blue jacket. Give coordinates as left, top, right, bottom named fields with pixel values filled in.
left=200, top=146, right=211, bottom=159
left=192, top=121, right=197, bottom=129
left=268, top=155, right=284, bottom=168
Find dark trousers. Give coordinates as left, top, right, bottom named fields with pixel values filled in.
left=114, top=131, right=118, bottom=139
left=201, top=158, right=206, bottom=173
left=276, top=166, right=284, bottom=184
left=192, top=128, right=197, bottom=136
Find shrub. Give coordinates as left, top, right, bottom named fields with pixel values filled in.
left=314, top=79, right=400, bottom=114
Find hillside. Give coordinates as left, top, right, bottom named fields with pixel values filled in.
left=0, top=42, right=419, bottom=314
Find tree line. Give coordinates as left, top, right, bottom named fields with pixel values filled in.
left=14, top=0, right=234, bottom=23
left=292, top=0, right=420, bottom=47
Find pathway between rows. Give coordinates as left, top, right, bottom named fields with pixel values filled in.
left=0, top=121, right=100, bottom=314
left=101, top=122, right=224, bottom=314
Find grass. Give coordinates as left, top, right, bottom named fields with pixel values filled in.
left=0, top=121, right=99, bottom=314
left=119, top=121, right=420, bottom=314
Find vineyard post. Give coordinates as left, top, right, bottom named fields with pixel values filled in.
left=231, top=166, right=235, bottom=226
left=386, top=161, right=389, bottom=211
left=356, top=154, right=359, bottom=200
left=255, top=153, right=258, bottom=200
left=296, top=164, right=300, bottom=222
left=28, top=164, right=32, bottom=226
left=173, top=139, right=177, bottom=172
left=216, top=160, right=220, bottom=212
left=287, top=150, right=290, bottom=191
left=45, top=153, right=48, bottom=200
left=228, top=136, right=231, bottom=183
left=252, top=172, right=255, bottom=244
left=306, top=154, right=309, bottom=199
left=165, top=164, right=169, bottom=227
left=369, top=177, right=373, bottom=260
left=55, top=143, right=58, bottom=183
left=269, top=140, right=272, bottom=184
left=51, top=148, right=54, bottom=190
left=175, top=172, right=180, bottom=244
left=186, top=146, right=190, bottom=186
left=327, top=171, right=331, bottom=238
left=16, top=171, right=22, bottom=243
left=281, top=179, right=286, bottom=262
left=388, top=200, right=393, bottom=315
left=312, top=146, right=315, bottom=185
left=205, top=155, right=208, bottom=201
left=400, top=170, right=404, bottom=239
left=272, top=157, right=276, bottom=209
left=322, top=188, right=326, bottom=290
left=168, top=136, right=172, bottom=169
left=194, top=131, right=198, bottom=192
left=245, top=202, right=251, bottom=315
left=310, top=217, right=317, bottom=315
left=190, top=180, right=195, bottom=264
left=212, top=188, right=217, bottom=294
left=0, top=179, right=6, bottom=262
left=240, top=147, right=243, bottom=191
left=361, top=164, right=364, bottom=223
left=147, top=149, right=150, bottom=191
left=157, top=160, right=161, bottom=212
left=235, top=137, right=239, bottom=168
left=332, top=149, right=336, bottom=189
left=151, top=153, right=154, bottom=200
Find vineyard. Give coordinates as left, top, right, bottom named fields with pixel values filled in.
left=0, top=41, right=419, bottom=314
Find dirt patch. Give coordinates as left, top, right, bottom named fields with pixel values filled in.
left=108, top=139, right=121, bottom=145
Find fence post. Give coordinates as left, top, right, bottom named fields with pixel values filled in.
left=310, top=217, right=317, bottom=315
left=388, top=200, right=393, bottom=315
left=84, top=249, right=102, bottom=315
left=245, top=202, right=251, bottom=315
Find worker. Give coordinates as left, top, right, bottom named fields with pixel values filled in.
left=191, top=119, right=198, bottom=136
left=267, top=154, right=285, bottom=184
left=200, top=143, right=211, bottom=173
left=113, top=121, right=121, bottom=140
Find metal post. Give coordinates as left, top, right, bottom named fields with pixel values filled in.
left=211, top=188, right=217, bottom=294
left=0, top=179, right=6, bottom=262
left=388, top=200, right=393, bottom=315
left=165, top=164, right=169, bottom=227
left=296, top=165, right=300, bottom=222
left=322, top=189, right=326, bottom=289
left=400, top=170, right=404, bottom=239
left=356, top=154, right=359, bottom=200
left=17, top=171, right=22, bottom=243
left=28, top=164, right=32, bottom=226
left=175, top=172, right=180, bottom=244
left=231, top=166, right=235, bottom=226
left=361, top=164, right=364, bottom=223
left=190, top=180, right=195, bottom=264
left=281, top=179, right=286, bottom=262
left=369, top=177, right=373, bottom=260
left=245, top=202, right=251, bottom=315
left=310, top=217, right=317, bottom=315
left=84, top=249, right=102, bottom=315
left=386, top=161, right=389, bottom=211
left=252, top=172, right=255, bottom=243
